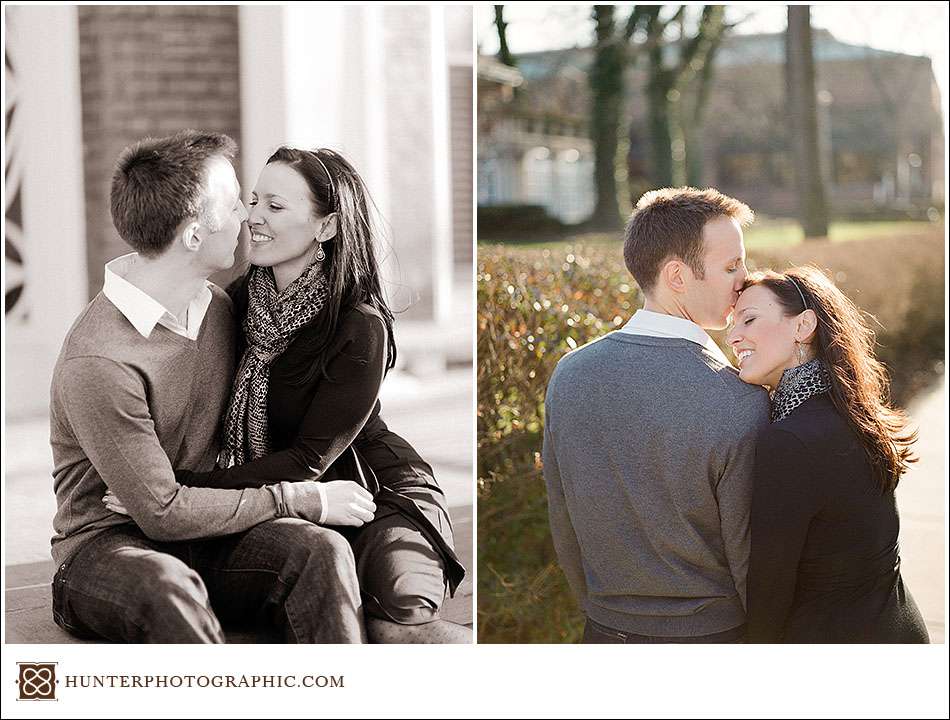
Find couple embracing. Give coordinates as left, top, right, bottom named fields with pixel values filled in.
left=50, top=130, right=469, bottom=644
left=544, top=187, right=929, bottom=644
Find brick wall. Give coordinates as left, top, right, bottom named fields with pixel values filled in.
left=78, top=6, right=242, bottom=297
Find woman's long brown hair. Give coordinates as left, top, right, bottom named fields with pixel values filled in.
left=742, top=266, right=916, bottom=493
left=264, top=147, right=397, bottom=384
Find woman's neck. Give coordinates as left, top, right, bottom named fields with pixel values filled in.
left=272, top=253, right=314, bottom=293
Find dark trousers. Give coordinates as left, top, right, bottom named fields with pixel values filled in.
left=582, top=617, right=747, bottom=644
left=345, top=491, right=457, bottom=625
left=347, top=510, right=448, bottom=625
left=52, top=519, right=366, bottom=644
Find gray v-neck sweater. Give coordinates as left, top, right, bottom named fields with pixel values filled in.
left=49, top=288, right=280, bottom=565
left=543, top=332, right=770, bottom=637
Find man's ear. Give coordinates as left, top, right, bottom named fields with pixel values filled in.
left=181, top=221, right=202, bottom=252
left=661, top=259, right=688, bottom=295
left=314, top=213, right=338, bottom=243
left=796, top=308, right=819, bottom=344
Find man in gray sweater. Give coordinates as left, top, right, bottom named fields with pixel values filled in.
left=50, top=131, right=374, bottom=643
left=544, top=187, right=770, bottom=643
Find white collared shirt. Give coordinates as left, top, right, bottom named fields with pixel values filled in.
left=102, top=253, right=213, bottom=341
left=619, top=308, right=733, bottom=367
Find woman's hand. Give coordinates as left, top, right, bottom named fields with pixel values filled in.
left=322, top=480, right=376, bottom=527
left=102, top=490, right=130, bottom=516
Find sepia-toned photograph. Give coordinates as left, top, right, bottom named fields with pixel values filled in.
left=477, top=3, right=946, bottom=644
left=4, top=4, right=473, bottom=644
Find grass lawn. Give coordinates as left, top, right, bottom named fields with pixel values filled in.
left=479, top=219, right=943, bottom=252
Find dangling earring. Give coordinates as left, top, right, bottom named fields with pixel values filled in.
left=796, top=341, right=805, bottom=365
left=314, top=242, right=326, bottom=263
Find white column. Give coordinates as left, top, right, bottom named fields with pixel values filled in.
left=430, top=4, right=453, bottom=324
left=282, top=5, right=345, bottom=149
left=5, top=6, right=88, bottom=419
left=237, top=6, right=287, bottom=195
left=359, top=5, right=390, bottom=222
left=236, top=6, right=453, bottom=367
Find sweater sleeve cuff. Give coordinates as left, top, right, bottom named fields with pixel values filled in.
left=315, top=483, right=328, bottom=524
left=266, top=484, right=286, bottom=517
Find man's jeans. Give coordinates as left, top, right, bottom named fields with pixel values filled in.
left=582, top=617, right=746, bottom=644
left=52, top=519, right=366, bottom=643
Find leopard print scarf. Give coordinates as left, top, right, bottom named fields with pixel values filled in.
left=770, top=357, right=833, bottom=423
left=220, top=263, right=329, bottom=466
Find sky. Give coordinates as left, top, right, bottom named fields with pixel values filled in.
left=477, top=3, right=950, bottom=119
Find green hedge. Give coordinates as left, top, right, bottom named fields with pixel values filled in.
left=476, top=232, right=945, bottom=643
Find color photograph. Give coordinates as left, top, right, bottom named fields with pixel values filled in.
left=477, top=3, right=946, bottom=644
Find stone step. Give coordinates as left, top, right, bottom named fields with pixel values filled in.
left=5, top=506, right=472, bottom=643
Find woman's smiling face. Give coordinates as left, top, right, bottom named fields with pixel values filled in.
left=727, top=284, right=804, bottom=389
left=246, top=162, right=327, bottom=275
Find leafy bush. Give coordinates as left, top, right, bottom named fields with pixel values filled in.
left=477, top=231, right=944, bottom=643
left=477, top=245, right=641, bottom=642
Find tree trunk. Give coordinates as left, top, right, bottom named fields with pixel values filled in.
left=669, top=91, right=688, bottom=186
left=786, top=6, right=829, bottom=238
left=684, top=20, right=725, bottom=186
left=588, top=5, right=624, bottom=228
left=684, top=121, right=705, bottom=186
left=640, top=6, right=727, bottom=190
left=646, top=47, right=675, bottom=187
left=626, top=123, right=651, bottom=205
left=494, top=6, right=516, bottom=68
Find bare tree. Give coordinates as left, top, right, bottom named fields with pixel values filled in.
left=642, top=6, right=728, bottom=188
left=587, top=5, right=733, bottom=220
left=589, top=7, right=623, bottom=227
left=588, top=6, right=650, bottom=227
left=683, top=11, right=735, bottom=185
left=786, top=6, right=829, bottom=237
left=494, top=6, right=517, bottom=68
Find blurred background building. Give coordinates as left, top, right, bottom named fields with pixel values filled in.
left=478, top=54, right=594, bottom=224
left=5, top=4, right=474, bottom=418
left=3, top=5, right=474, bottom=636
left=477, top=30, right=945, bottom=224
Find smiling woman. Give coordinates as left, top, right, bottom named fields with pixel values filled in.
left=247, top=161, right=338, bottom=292
left=170, top=146, right=471, bottom=644
left=730, top=266, right=927, bottom=643
left=727, top=281, right=819, bottom=389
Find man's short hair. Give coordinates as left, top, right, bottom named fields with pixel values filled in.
left=110, top=130, right=238, bottom=257
left=622, top=187, right=753, bottom=293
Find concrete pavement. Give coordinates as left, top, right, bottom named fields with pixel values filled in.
left=895, top=374, right=946, bottom=643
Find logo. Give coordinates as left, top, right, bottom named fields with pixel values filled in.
left=16, top=663, right=57, bottom=701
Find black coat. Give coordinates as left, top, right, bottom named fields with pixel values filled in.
left=747, top=393, right=928, bottom=643
left=176, top=277, right=464, bottom=594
